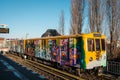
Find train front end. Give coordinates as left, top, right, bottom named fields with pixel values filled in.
left=83, top=33, right=106, bottom=70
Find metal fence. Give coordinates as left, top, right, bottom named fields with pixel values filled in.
left=107, top=61, right=120, bottom=75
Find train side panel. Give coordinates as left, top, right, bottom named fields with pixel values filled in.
left=23, top=32, right=106, bottom=71
left=34, top=39, right=52, bottom=60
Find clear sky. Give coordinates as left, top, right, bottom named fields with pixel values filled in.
left=0, top=0, right=71, bottom=39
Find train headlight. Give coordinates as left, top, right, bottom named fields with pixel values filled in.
left=89, top=57, right=93, bottom=61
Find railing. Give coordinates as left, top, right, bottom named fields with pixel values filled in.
left=107, top=61, right=120, bottom=75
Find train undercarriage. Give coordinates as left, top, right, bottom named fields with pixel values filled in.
left=8, top=51, right=104, bottom=77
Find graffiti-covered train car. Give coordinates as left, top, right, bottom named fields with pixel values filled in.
left=7, top=32, right=106, bottom=75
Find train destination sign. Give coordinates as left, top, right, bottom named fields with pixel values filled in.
left=93, top=33, right=101, bottom=37
left=0, top=28, right=9, bottom=33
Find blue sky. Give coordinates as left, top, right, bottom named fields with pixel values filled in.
left=0, top=0, right=71, bottom=39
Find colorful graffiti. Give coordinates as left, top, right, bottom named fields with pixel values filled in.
left=69, top=38, right=81, bottom=66
left=49, top=40, right=59, bottom=62
left=27, top=38, right=81, bottom=67
left=26, top=41, right=35, bottom=57
left=17, top=40, right=24, bottom=53
left=60, top=38, right=69, bottom=65
left=34, top=40, right=40, bottom=58
left=69, top=38, right=75, bottom=66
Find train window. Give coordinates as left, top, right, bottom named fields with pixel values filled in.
left=87, top=39, right=94, bottom=51
left=95, top=39, right=100, bottom=51
left=101, top=39, right=105, bottom=50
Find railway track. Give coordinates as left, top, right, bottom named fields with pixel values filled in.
left=4, top=53, right=83, bottom=80
left=4, top=53, right=118, bottom=80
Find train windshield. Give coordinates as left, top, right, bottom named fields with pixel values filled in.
left=87, top=39, right=94, bottom=51
left=95, top=39, right=100, bottom=51
left=88, top=38, right=105, bottom=51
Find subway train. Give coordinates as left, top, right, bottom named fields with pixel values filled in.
left=7, top=32, right=106, bottom=75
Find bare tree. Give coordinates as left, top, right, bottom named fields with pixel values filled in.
left=58, top=10, right=64, bottom=35
left=88, top=0, right=95, bottom=32
left=113, top=0, right=120, bottom=58
left=106, top=0, right=120, bottom=59
left=88, top=0, right=106, bottom=33
left=70, top=0, right=84, bottom=34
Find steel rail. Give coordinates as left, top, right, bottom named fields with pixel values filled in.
left=5, top=53, right=84, bottom=80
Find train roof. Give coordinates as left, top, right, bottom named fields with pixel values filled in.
left=26, top=32, right=106, bottom=40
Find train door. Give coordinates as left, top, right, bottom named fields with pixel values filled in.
left=34, top=40, right=40, bottom=58
left=46, top=39, right=51, bottom=60
left=29, top=40, right=35, bottom=57
left=25, top=40, right=30, bottom=56
left=60, top=38, right=69, bottom=65
left=87, top=38, right=95, bottom=59
left=17, top=40, right=24, bottom=54
left=69, top=37, right=81, bottom=67
left=86, top=38, right=96, bottom=69
left=95, top=38, right=101, bottom=60
left=69, top=38, right=75, bottom=66
left=50, top=39, right=58, bottom=62
left=41, top=39, right=46, bottom=59
left=25, top=40, right=35, bottom=57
